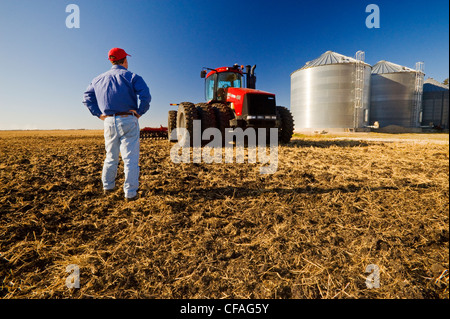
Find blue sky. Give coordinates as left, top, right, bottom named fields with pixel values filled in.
left=0, top=0, right=448, bottom=130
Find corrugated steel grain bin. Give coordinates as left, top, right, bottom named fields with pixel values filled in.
left=370, top=60, right=424, bottom=128
left=421, top=78, right=449, bottom=129
left=290, top=51, right=371, bottom=131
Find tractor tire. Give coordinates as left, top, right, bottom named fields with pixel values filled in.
left=176, top=102, right=198, bottom=146
left=168, top=110, right=178, bottom=142
left=211, top=103, right=233, bottom=143
left=195, top=103, right=217, bottom=145
left=276, top=106, right=294, bottom=144
left=195, top=103, right=217, bottom=132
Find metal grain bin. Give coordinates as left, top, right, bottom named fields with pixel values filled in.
left=290, top=51, right=371, bottom=131
left=370, top=60, right=425, bottom=128
left=421, top=78, right=449, bottom=129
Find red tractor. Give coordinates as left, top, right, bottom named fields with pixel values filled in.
left=168, top=64, right=294, bottom=144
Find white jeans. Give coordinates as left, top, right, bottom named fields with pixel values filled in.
left=102, top=115, right=140, bottom=198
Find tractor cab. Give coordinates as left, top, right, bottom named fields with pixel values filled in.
left=201, top=65, right=244, bottom=103
left=200, top=64, right=277, bottom=123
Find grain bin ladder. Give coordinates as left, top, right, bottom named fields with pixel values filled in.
left=354, top=50, right=365, bottom=129
left=413, top=61, right=425, bottom=126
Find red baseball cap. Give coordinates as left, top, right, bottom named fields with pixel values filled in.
left=108, top=48, right=131, bottom=61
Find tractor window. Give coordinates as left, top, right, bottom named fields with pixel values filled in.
left=205, top=75, right=215, bottom=102
left=205, top=71, right=242, bottom=102
left=216, top=72, right=242, bottom=101
left=217, top=72, right=242, bottom=89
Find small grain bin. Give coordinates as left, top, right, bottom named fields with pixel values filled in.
left=290, top=50, right=371, bottom=132
left=421, top=78, right=449, bottom=129
left=370, top=60, right=425, bottom=128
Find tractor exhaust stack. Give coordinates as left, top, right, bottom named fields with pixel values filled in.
left=245, top=65, right=257, bottom=89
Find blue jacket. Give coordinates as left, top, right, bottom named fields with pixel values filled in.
left=83, top=65, right=151, bottom=117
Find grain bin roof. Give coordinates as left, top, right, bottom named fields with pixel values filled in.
left=291, top=51, right=370, bottom=75
left=372, top=60, right=419, bottom=74
left=423, top=78, right=449, bottom=91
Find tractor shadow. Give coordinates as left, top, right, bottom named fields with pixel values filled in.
left=284, top=139, right=370, bottom=148
left=158, top=184, right=400, bottom=200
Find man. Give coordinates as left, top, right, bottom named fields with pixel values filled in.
left=83, top=47, right=151, bottom=200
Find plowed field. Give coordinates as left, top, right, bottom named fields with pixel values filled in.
left=0, top=130, right=448, bottom=299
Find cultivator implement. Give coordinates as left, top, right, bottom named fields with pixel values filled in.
left=139, top=126, right=168, bottom=139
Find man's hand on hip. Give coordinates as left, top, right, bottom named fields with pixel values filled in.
left=99, top=114, right=108, bottom=121
left=129, top=110, right=141, bottom=119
